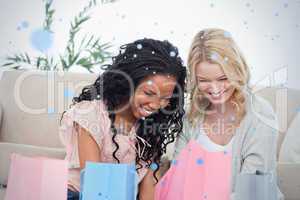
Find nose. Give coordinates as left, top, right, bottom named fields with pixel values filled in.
left=210, top=81, right=224, bottom=92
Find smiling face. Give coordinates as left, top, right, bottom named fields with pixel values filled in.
left=130, top=74, right=177, bottom=119
left=195, top=61, right=235, bottom=106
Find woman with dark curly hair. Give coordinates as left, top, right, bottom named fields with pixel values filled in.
left=59, top=38, right=186, bottom=200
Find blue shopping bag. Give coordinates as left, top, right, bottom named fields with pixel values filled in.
left=80, top=162, right=138, bottom=200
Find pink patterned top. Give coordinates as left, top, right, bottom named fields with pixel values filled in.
left=59, top=100, right=148, bottom=191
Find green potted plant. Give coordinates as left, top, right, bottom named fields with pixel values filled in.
left=2, top=0, right=117, bottom=72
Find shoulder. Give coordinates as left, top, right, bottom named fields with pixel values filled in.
left=71, top=100, right=108, bottom=119
left=62, top=99, right=111, bottom=134
left=248, top=93, right=275, bottom=118
left=235, top=91, right=279, bottom=151
left=245, top=91, right=278, bottom=130
left=72, top=99, right=107, bottom=113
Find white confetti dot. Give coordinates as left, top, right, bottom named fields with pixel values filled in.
left=230, top=116, right=235, bottom=122
left=210, top=52, right=219, bottom=61
left=170, top=51, right=176, bottom=57
left=137, top=44, right=143, bottom=49
left=147, top=80, right=153, bottom=85
left=224, top=31, right=232, bottom=38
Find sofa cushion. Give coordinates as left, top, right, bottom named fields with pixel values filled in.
left=0, top=142, right=65, bottom=187
left=0, top=70, right=97, bottom=147
left=255, top=87, right=300, bottom=159
left=0, top=102, right=2, bottom=135
left=255, top=87, right=300, bottom=132
left=277, top=163, right=300, bottom=200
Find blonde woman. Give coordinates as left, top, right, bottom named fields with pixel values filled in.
left=173, top=28, right=283, bottom=199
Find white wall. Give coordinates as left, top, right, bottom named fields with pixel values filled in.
left=0, top=0, right=299, bottom=89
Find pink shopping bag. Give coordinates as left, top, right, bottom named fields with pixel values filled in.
left=5, top=153, right=68, bottom=200
left=155, top=140, right=231, bottom=200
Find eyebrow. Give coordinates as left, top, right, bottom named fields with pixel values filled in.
left=196, top=75, right=227, bottom=79
left=145, top=88, right=156, bottom=94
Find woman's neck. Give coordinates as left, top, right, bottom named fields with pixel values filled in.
left=114, top=105, right=137, bottom=134
left=204, top=100, right=238, bottom=142
left=207, top=100, right=234, bottom=117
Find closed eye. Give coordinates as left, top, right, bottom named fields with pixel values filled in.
left=219, top=77, right=228, bottom=81
left=197, top=79, right=208, bottom=82
left=144, top=91, right=156, bottom=96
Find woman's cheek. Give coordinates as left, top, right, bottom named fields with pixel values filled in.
left=197, top=82, right=209, bottom=91
left=224, top=81, right=232, bottom=89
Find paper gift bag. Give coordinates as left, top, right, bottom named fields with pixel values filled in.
left=235, top=172, right=278, bottom=200
left=5, top=153, right=68, bottom=200
left=155, top=140, right=232, bottom=200
left=80, top=162, right=138, bottom=200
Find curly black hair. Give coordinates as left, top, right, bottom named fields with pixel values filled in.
left=61, top=38, right=186, bottom=182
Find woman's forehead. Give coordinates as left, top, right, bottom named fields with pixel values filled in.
left=196, top=61, right=225, bottom=78
left=139, top=75, right=177, bottom=91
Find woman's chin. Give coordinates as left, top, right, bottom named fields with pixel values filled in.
left=133, top=107, right=151, bottom=120
left=209, top=99, right=227, bottom=106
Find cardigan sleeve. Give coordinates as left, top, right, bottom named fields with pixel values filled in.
left=240, top=118, right=278, bottom=174
left=236, top=95, right=284, bottom=199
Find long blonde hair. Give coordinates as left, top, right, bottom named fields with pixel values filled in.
left=187, top=28, right=251, bottom=126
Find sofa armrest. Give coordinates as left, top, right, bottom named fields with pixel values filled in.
left=0, top=142, right=65, bottom=186
left=277, top=162, right=300, bottom=200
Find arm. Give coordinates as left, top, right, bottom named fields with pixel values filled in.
left=240, top=121, right=278, bottom=174
left=138, top=169, right=158, bottom=200
left=76, top=122, right=102, bottom=169
left=240, top=95, right=280, bottom=174
left=238, top=120, right=284, bottom=199
left=173, top=118, right=193, bottom=159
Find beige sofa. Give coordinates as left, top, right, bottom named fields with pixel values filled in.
left=0, top=70, right=98, bottom=199
left=0, top=70, right=299, bottom=200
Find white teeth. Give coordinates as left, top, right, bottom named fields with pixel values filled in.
left=141, top=107, right=153, bottom=115
left=144, top=110, right=152, bottom=114
left=210, top=91, right=224, bottom=97
left=212, top=93, right=221, bottom=97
